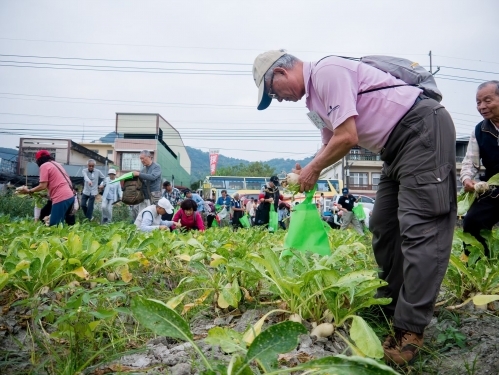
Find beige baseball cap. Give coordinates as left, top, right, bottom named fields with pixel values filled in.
left=253, top=49, right=287, bottom=110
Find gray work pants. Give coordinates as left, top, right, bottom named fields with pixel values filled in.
left=340, top=211, right=364, bottom=235
left=369, top=97, right=457, bottom=334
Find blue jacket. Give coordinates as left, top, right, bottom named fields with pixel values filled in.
left=217, top=195, right=232, bottom=210
left=190, top=193, right=205, bottom=212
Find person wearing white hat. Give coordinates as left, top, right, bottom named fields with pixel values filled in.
left=100, top=168, right=123, bottom=224
left=134, top=198, right=179, bottom=232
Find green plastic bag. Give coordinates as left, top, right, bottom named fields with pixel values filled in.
left=282, top=189, right=331, bottom=257
left=239, top=214, right=250, bottom=228
left=110, top=171, right=134, bottom=183
left=269, top=204, right=279, bottom=232
left=352, top=203, right=366, bottom=220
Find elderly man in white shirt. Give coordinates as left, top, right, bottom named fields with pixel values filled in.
left=81, top=159, right=106, bottom=221
left=134, top=198, right=179, bottom=232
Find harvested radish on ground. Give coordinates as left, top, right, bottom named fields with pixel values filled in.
left=288, top=314, right=302, bottom=323
left=311, top=323, right=334, bottom=338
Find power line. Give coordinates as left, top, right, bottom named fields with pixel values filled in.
left=439, top=66, right=499, bottom=75
left=434, top=54, right=499, bottom=65
left=0, top=59, right=250, bottom=73
left=0, top=110, right=484, bottom=123
left=0, top=92, right=302, bottom=110
left=0, top=63, right=251, bottom=75
left=0, top=53, right=253, bottom=66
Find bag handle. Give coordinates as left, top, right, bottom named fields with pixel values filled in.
left=50, top=162, right=75, bottom=193
left=302, top=187, right=317, bottom=205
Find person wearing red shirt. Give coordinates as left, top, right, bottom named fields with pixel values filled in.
left=19, top=150, right=75, bottom=226
left=173, top=199, right=205, bottom=231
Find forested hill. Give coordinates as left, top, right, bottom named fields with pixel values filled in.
left=186, top=146, right=313, bottom=183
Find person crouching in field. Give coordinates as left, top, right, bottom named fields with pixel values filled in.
left=134, top=198, right=178, bottom=232
left=173, top=199, right=205, bottom=231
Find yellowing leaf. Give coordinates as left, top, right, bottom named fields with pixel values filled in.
left=242, top=309, right=288, bottom=345
left=0, top=271, right=9, bottom=291
left=129, top=252, right=145, bottom=260
left=459, top=253, right=469, bottom=262
left=472, top=294, right=499, bottom=306
left=241, top=287, right=254, bottom=302
left=217, top=292, right=230, bottom=309
left=210, top=254, right=227, bottom=267
left=182, top=303, right=195, bottom=314
left=176, top=254, right=191, bottom=262
left=166, top=293, right=188, bottom=309
left=119, top=265, right=133, bottom=283
left=71, top=266, right=90, bottom=280
left=195, top=290, right=212, bottom=305
left=15, top=260, right=30, bottom=272
left=30, top=243, right=37, bottom=249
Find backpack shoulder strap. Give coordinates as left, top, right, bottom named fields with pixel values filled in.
left=314, top=55, right=415, bottom=96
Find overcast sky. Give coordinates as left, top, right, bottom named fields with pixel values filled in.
left=0, top=0, right=498, bottom=167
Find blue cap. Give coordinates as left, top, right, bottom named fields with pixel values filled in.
left=342, top=187, right=349, bottom=194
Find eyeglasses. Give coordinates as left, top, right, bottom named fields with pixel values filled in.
left=267, top=72, right=278, bottom=99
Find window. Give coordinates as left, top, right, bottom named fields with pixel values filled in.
left=349, top=172, right=368, bottom=186
left=209, top=177, right=225, bottom=188
left=350, top=149, right=360, bottom=160
left=357, top=195, right=375, bottom=204
left=316, top=180, right=332, bottom=192
left=107, top=150, right=113, bottom=155
left=225, top=178, right=244, bottom=190
left=372, top=173, right=381, bottom=190
left=329, top=179, right=340, bottom=192
left=245, top=178, right=265, bottom=190
left=121, top=152, right=141, bottom=170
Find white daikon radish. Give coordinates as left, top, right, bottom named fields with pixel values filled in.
left=474, top=181, right=489, bottom=195
left=311, top=323, right=335, bottom=338
left=288, top=314, right=302, bottom=323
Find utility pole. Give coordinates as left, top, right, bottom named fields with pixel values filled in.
left=428, top=50, right=432, bottom=74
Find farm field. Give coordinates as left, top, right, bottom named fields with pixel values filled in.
left=1, top=215, right=499, bottom=375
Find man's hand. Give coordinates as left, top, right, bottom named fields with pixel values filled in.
left=463, top=179, right=476, bottom=193
left=159, top=225, right=168, bottom=230
left=296, top=162, right=321, bottom=192
left=294, top=116, right=357, bottom=193
left=133, top=171, right=140, bottom=177
left=88, top=181, right=93, bottom=187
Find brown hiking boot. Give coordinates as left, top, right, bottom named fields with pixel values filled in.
left=383, top=328, right=424, bottom=365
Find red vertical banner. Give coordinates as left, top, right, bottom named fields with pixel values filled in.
left=209, top=149, right=220, bottom=175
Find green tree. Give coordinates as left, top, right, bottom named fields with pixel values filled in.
left=215, top=162, right=276, bottom=177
